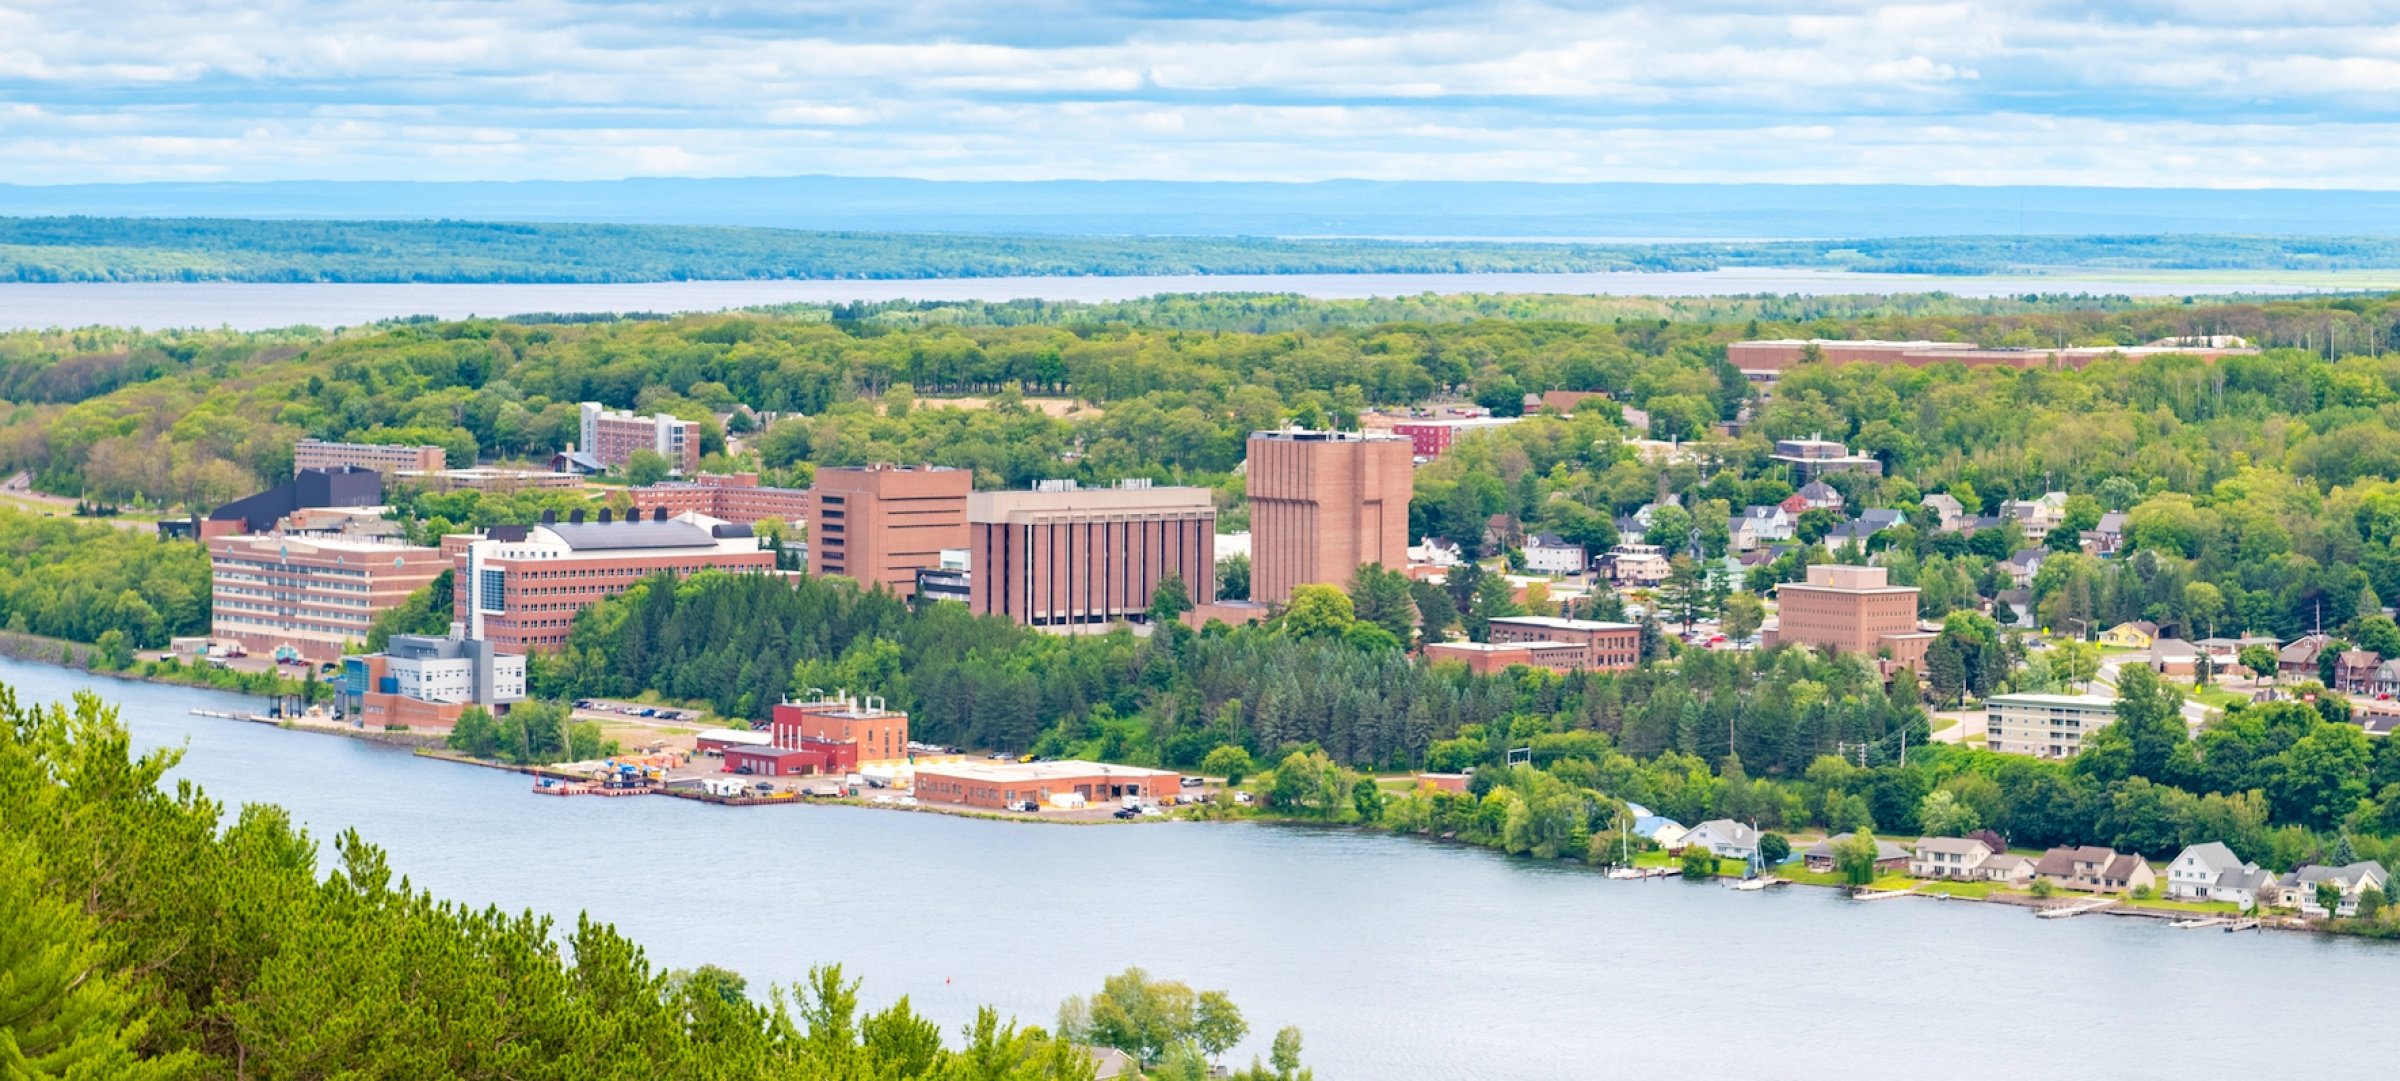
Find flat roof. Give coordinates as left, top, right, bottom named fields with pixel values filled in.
left=1487, top=615, right=1638, bottom=632
left=1987, top=693, right=2117, bottom=708
left=914, top=760, right=1178, bottom=783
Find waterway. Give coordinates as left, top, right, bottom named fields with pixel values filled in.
left=0, top=269, right=2384, bottom=332
left=16, top=654, right=2399, bottom=1079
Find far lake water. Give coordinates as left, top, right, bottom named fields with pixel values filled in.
left=10, top=655, right=2399, bottom=1080
left=0, top=270, right=2379, bottom=331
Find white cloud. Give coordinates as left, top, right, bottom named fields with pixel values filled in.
left=2, top=1, right=2400, bottom=185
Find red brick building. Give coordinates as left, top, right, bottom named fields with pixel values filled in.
left=768, top=694, right=910, bottom=769
left=209, top=531, right=449, bottom=661
left=627, top=473, right=815, bottom=525
left=579, top=402, right=700, bottom=474
left=1422, top=640, right=1590, bottom=675
left=1246, top=430, right=1412, bottom=604
left=913, top=760, right=1182, bottom=811
left=1769, top=564, right=1930, bottom=670
left=810, top=465, right=971, bottom=598
left=455, top=512, right=776, bottom=653
left=1389, top=416, right=1520, bottom=459
left=969, top=481, right=1215, bottom=628
left=1483, top=616, right=1642, bottom=670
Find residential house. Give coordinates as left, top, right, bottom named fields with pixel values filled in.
left=1607, top=544, right=1672, bottom=587
left=1623, top=496, right=1681, bottom=535
left=2000, top=492, right=2069, bottom=540
left=1979, top=853, right=2037, bottom=886
left=2335, top=649, right=2382, bottom=695
left=2278, top=633, right=2331, bottom=682
left=1791, top=479, right=1845, bottom=513
left=1908, top=837, right=1995, bottom=880
left=1954, top=514, right=2007, bottom=535
left=1804, top=833, right=1909, bottom=875
left=2165, top=842, right=2246, bottom=901
left=1675, top=819, right=1761, bottom=862
left=1994, top=589, right=2035, bottom=629
left=2211, top=865, right=2279, bottom=909
left=2081, top=511, right=2129, bottom=557
left=1523, top=534, right=1589, bottom=575
left=1409, top=537, right=1464, bottom=568
left=2374, top=658, right=2400, bottom=699
left=2277, top=861, right=2389, bottom=917
left=1920, top=493, right=1967, bottom=532
left=2001, top=548, right=2048, bottom=589
left=1727, top=505, right=1795, bottom=551
left=1084, top=1047, right=1137, bottom=1080
left=1631, top=813, right=1686, bottom=848
left=2099, top=620, right=2159, bottom=649
left=2033, top=845, right=2157, bottom=894
left=1827, top=508, right=1907, bottom=553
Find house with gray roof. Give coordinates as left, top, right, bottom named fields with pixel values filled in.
left=2166, top=842, right=2246, bottom=901
left=1805, top=833, right=1908, bottom=875
left=1676, top=819, right=1760, bottom=862
left=2277, top=861, right=2389, bottom=917
left=1909, top=836, right=1996, bottom=880
left=2034, top=845, right=2156, bottom=894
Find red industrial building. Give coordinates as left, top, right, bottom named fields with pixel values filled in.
left=1389, top=416, right=1520, bottom=459
left=767, top=694, right=910, bottom=770
left=913, top=760, right=1182, bottom=810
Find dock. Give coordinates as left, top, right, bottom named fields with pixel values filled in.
left=1850, top=884, right=1921, bottom=901
left=2036, top=897, right=2118, bottom=919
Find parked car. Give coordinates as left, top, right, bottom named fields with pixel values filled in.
left=1233, top=791, right=1254, bottom=805
left=1010, top=800, right=1040, bottom=813
left=897, top=796, right=918, bottom=807
left=1138, top=805, right=1165, bottom=817
left=1112, top=807, right=1140, bottom=820
left=1181, top=777, right=1204, bottom=788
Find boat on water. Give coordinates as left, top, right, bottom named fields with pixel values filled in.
left=1729, top=878, right=1768, bottom=892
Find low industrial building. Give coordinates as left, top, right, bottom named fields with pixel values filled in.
left=1483, top=616, right=1642, bottom=670
left=768, top=694, right=910, bottom=771
left=1422, top=640, right=1590, bottom=675
left=912, top=760, right=1182, bottom=810
left=203, top=466, right=386, bottom=539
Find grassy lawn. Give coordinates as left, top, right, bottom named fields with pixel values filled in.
left=1930, top=716, right=1959, bottom=734
left=2120, top=895, right=2245, bottom=915
left=2177, top=683, right=2248, bottom=709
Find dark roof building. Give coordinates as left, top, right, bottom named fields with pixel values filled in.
left=203, top=466, right=383, bottom=539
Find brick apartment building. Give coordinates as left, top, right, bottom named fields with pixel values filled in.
left=1483, top=615, right=1642, bottom=670
left=209, top=531, right=449, bottom=660
left=969, top=480, right=1215, bottom=628
left=579, top=402, right=700, bottom=474
left=293, top=438, right=448, bottom=475
left=1422, top=640, right=1591, bottom=675
left=1389, top=416, right=1520, bottom=459
left=1246, top=429, right=1412, bottom=604
left=809, top=465, right=970, bottom=598
left=1769, top=564, right=1931, bottom=669
left=913, top=760, right=1182, bottom=811
left=455, top=510, right=775, bottom=653
left=627, top=473, right=814, bottom=525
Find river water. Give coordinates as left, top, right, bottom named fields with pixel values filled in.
left=15, top=655, right=2397, bottom=1079
left=0, top=270, right=2376, bottom=332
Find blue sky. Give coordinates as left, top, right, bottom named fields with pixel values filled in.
left=5, top=0, right=2400, bottom=186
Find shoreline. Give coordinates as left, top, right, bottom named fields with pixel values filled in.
left=10, top=646, right=2373, bottom=941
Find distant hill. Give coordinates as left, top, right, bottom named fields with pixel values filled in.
left=4, top=219, right=2400, bottom=283
left=3, top=177, right=2400, bottom=238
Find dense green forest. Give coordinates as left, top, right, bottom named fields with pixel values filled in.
left=0, top=685, right=1322, bottom=1079
left=6, top=217, right=2400, bottom=282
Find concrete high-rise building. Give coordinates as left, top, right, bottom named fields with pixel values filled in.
left=1769, top=563, right=1930, bottom=668
left=969, top=480, right=1215, bottom=629
left=1245, top=429, right=1411, bottom=604
left=808, top=465, right=970, bottom=598
left=578, top=402, right=699, bottom=475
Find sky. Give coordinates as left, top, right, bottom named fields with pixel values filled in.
left=6, top=0, right=2400, bottom=188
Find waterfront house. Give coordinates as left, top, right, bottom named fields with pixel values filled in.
left=1909, top=837, right=1995, bottom=880
left=2166, top=842, right=2247, bottom=901
left=1084, top=1047, right=1136, bottom=1080
left=2211, top=865, right=2278, bottom=909
left=2100, top=621, right=2158, bottom=649
left=2276, top=862, right=2389, bottom=918
left=2033, top=845, right=2157, bottom=894
left=1676, top=820, right=1760, bottom=862
left=1978, top=854, right=2036, bottom=887
left=1804, top=833, right=1908, bottom=875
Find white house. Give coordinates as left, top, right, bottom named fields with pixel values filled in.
left=1920, top=493, right=1967, bottom=532
left=1524, top=533, right=1589, bottom=575
left=1608, top=544, right=1672, bottom=586
left=1909, top=836, right=1995, bottom=880
left=2166, top=842, right=2247, bottom=901
left=1676, top=819, right=1760, bottom=862
left=1727, top=505, right=1794, bottom=551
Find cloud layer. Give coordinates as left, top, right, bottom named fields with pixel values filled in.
left=5, top=1, right=2400, bottom=186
